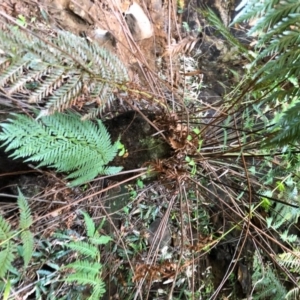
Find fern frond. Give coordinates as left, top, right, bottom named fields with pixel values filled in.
left=64, top=272, right=101, bottom=286
left=286, top=286, right=300, bottom=300
left=0, top=26, right=128, bottom=117
left=66, top=241, right=99, bottom=259
left=81, top=211, right=96, bottom=238
left=277, top=250, right=300, bottom=273
left=17, top=189, right=33, bottom=229
left=0, top=245, right=15, bottom=277
left=20, top=230, right=34, bottom=268
left=90, top=235, right=112, bottom=246
left=0, top=112, right=122, bottom=186
left=252, top=251, right=287, bottom=300
left=266, top=100, right=300, bottom=146
left=64, top=260, right=102, bottom=276
left=0, top=216, right=12, bottom=241
left=88, top=283, right=106, bottom=300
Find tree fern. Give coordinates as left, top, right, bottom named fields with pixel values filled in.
left=0, top=26, right=128, bottom=118
left=232, top=0, right=300, bottom=147
left=0, top=112, right=122, bottom=186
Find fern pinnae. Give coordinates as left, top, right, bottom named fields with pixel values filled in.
left=89, top=283, right=106, bottom=300
left=28, top=67, right=65, bottom=103
left=81, top=211, right=96, bottom=238
left=45, top=75, right=83, bottom=113
left=285, top=286, right=300, bottom=300
left=64, top=272, right=100, bottom=286
left=21, top=230, right=34, bottom=268
left=64, top=260, right=102, bottom=276
left=66, top=241, right=98, bottom=259
left=0, top=216, right=13, bottom=242
left=17, top=188, right=33, bottom=229
left=277, top=250, right=300, bottom=273
left=0, top=246, right=15, bottom=277
left=0, top=58, right=29, bottom=87
left=0, top=26, right=128, bottom=117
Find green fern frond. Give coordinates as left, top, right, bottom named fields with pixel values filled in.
left=277, top=250, right=300, bottom=273
left=81, top=211, right=96, bottom=238
left=266, top=100, right=300, bottom=146
left=232, top=0, right=300, bottom=147
left=0, top=26, right=128, bottom=117
left=286, top=286, right=300, bottom=300
left=66, top=241, right=99, bottom=259
left=0, top=112, right=122, bottom=186
left=17, top=188, right=33, bottom=229
left=64, top=260, right=102, bottom=276
left=252, top=251, right=287, bottom=300
left=64, top=272, right=101, bottom=286
left=0, top=245, right=15, bottom=277
left=0, top=216, right=12, bottom=241
left=20, top=230, right=34, bottom=268
left=88, top=283, right=106, bottom=300
left=90, top=235, right=112, bottom=246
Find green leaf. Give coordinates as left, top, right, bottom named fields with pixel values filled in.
left=0, top=246, right=15, bottom=277
left=17, top=189, right=33, bottom=229
left=20, top=230, right=34, bottom=267
left=0, top=112, right=122, bottom=186
left=66, top=241, right=99, bottom=259
left=81, top=211, right=96, bottom=238
left=90, top=235, right=112, bottom=245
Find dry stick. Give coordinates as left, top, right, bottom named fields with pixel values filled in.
left=182, top=184, right=196, bottom=297
left=167, top=183, right=185, bottom=300
left=190, top=177, right=299, bottom=287
left=134, top=193, right=177, bottom=300
left=210, top=114, right=253, bottom=300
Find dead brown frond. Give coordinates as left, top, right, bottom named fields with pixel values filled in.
left=162, top=37, right=200, bottom=57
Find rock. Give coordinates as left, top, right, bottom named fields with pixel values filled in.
left=124, top=2, right=153, bottom=41
left=68, top=0, right=95, bottom=24
left=91, top=28, right=117, bottom=49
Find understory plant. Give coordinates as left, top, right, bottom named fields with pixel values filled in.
left=0, top=112, right=122, bottom=186
left=0, top=206, right=111, bottom=299
left=0, top=25, right=128, bottom=119
left=0, top=190, right=34, bottom=297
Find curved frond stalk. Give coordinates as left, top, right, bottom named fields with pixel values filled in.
left=0, top=112, right=122, bottom=186
left=0, top=26, right=128, bottom=117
